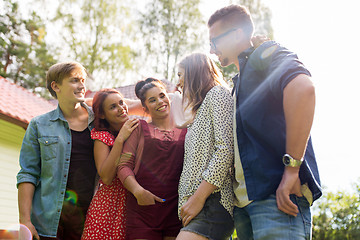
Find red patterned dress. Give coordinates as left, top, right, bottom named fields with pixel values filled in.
left=81, top=129, right=126, bottom=240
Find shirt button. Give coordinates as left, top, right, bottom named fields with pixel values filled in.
left=66, top=158, right=69, bottom=161
left=64, top=175, right=67, bottom=178
left=67, top=142, right=70, bottom=144
left=58, top=209, right=60, bottom=212
left=61, top=192, right=64, bottom=194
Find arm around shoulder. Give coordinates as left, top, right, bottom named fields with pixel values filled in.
left=94, top=119, right=140, bottom=185
left=126, top=98, right=148, bottom=116
left=117, top=123, right=142, bottom=183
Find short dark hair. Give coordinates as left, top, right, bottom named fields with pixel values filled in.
left=46, top=62, right=86, bottom=98
left=208, top=5, right=254, bottom=38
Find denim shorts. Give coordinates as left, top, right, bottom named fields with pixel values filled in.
left=234, top=194, right=312, bottom=240
left=180, top=192, right=234, bottom=240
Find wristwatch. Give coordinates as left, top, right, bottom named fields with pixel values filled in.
left=282, top=154, right=303, bottom=167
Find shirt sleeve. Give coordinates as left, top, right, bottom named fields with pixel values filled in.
left=170, top=92, right=194, bottom=128
left=16, top=119, right=41, bottom=187
left=91, top=129, right=115, bottom=147
left=117, top=124, right=143, bottom=183
left=202, top=87, right=234, bottom=188
left=255, top=41, right=311, bottom=98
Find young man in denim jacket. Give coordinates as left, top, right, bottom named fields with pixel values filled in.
left=17, top=62, right=97, bottom=240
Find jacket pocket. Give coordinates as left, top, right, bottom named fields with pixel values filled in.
left=38, top=136, right=59, bottom=160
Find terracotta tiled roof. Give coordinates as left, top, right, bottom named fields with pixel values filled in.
left=0, top=76, right=56, bottom=128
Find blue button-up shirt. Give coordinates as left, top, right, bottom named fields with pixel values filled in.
left=234, top=41, right=322, bottom=203
left=16, top=103, right=94, bottom=237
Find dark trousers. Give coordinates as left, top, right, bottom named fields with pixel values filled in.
left=40, top=202, right=87, bottom=240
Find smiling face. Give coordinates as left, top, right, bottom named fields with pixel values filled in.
left=101, top=93, right=129, bottom=131
left=52, top=67, right=87, bottom=103
left=144, top=86, right=170, bottom=120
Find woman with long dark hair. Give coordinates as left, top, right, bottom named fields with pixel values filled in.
left=118, top=78, right=187, bottom=240
left=82, top=88, right=139, bottom=240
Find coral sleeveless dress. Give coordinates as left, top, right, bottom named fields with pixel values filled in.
left=81, top=129, right=126, bottom=240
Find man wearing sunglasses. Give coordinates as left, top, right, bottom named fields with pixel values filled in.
left=208, top=4, right=322, bottom=240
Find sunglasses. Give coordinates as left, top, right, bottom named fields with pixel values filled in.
left=210, top=28, right=239, bottom=50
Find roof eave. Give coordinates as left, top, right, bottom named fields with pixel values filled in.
left=0, top=112, right=28, bottom=129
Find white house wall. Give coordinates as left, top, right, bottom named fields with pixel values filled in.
left=0, top=119, right=25, bottom=230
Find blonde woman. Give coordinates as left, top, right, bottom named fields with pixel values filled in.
left=176, top=53, right=234, bottom=240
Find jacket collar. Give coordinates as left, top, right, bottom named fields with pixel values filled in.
left=49, top=102, right=94, bottom=125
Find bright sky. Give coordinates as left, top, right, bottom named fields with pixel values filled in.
left=203, top=0, right=360, bottom=193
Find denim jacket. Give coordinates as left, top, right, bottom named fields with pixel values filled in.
left=16, top=103, right=94, bottom=237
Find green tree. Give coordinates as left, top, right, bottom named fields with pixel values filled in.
left=0, top=0, right=56, bottom=97
left=53, top=0, right=136, bottom=88
left=312, top=181, right=360, bottom=240
left=139, top=0, right=205, bottom=82
left=221, top=0, right=274, bottom=81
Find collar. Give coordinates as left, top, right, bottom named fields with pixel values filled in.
left=232, top=47, right=255, bottom=82
left=232, top=73, right=240, bottom=84
left=49, top=105, right=66, bottom=122
left=49, top=102, right=94, bottom=125
left=237, top=46, right=255, bottom=63
left=232, top=47, right=255, bottom=95
left=236, top=46, right=255, bottom=76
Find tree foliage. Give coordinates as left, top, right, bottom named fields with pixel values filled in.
left=1, top=0, right=273, bottom=92
left=312, top=180, right=360, bottom=240
left=53, top=0, right=136, bottom=88
left=138, top=0, right=205, bottom=82
left=0, top=0, right=56, bottom=97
